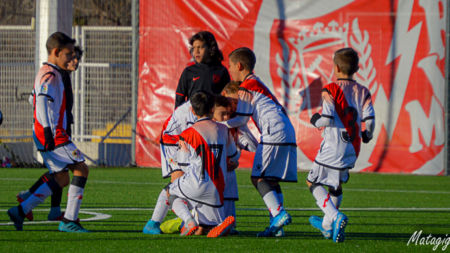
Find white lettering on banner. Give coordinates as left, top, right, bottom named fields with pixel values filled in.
left=419, top=0, right=447, bottom=59
left=418, top=55, right=445, bottom=105
left=385, top=0, right=422, bottom=140
left=405, top=96, right=444, bottom=153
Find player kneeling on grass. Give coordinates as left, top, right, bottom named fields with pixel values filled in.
left=143, top=95, right=198, bottom=235
left=307, top=47, right=375, bottom=243
left=222, top=48, right=297, bottom=237
left=160, top=85, right=258, bottom=235
left=7, top=32, right=90, bottom=233
left=167, top=91, right=240, bottom=237
left=17, top=45, right=84, bottom=222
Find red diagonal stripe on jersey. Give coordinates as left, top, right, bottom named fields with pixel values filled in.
left=180, top=127, right=225, bottom=204
left=160, top=115, right=180, bottom=144
left=240, top=78, right=286, bottom=114
left=324, top=83, right=361, bottom=157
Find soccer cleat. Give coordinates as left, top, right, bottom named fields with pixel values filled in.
left=332, top=212, right=348, bottom=243
left=160, top=217, right=183, bottom=234
left=207, top=216, right=235, bottom=238
left=257, top=210, right=292, bottom=237
left=58, top=221, right=91, bottom=233
left=274, top=228, right=285, bottom=237
left=180, top=218, right=198, bottom=236
left=309, top=216, right=332, bottom=239
left=143, top=220, right=162, bottom=234
left=48, top=212, right=80, bottom=222
left=7, top=206, right=25, bottom=231
left=16, top=194, right=33, bottom=221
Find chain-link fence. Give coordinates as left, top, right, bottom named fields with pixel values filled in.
left=0, top=26, right=132, bottom=167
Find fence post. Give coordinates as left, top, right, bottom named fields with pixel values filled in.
left=131, top=0, right=139, bottom=166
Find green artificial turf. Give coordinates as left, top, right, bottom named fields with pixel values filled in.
left=1, top=168, right=449, bottom=252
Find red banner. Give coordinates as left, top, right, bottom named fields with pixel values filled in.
left=137, top=0, right=447, bottom=175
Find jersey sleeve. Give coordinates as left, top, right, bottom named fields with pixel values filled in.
left=226, top=129, right=240, bottom=163
left=175, top=69, right=189, bottom=108
left=321, top=88, right=335, bottom=119
left=37, top=73, right=58, bottom=101
left=235, top=88, right=253, bottom=116
left=362, top=90, right=375, bottom=122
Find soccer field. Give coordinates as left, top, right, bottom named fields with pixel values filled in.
left=1, top=168, right=449, bottom=252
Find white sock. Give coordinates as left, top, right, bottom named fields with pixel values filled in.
left=312, top=186, right=338, bottom=230
left=64, top=185, right=84, bottom=221
left=263, top=191, right=283, bottom=217
left=172, top=198, right=192, bottom=223
left=151, top=188, right=170, bottom=223
left=21, top=183, right=52, bottom=214
left=330, top=194, right=343, bottom=209
left=277, top=192, right=284, bottom=206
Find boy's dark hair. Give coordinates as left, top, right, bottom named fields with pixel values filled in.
left=214, top=95, right=231, bottom=108
left=191, top=90, right=215, bottom=117
left=74, top=45, right=84, bottom=59
left=189, top=31, right=224, bottom=62
left=333, top=48, right=359, bottom=76
left=46, top=32, right=76, bottom=55
left=229, top=47, right=256, bottom=71
left=222, top=81, right=241, bottom=94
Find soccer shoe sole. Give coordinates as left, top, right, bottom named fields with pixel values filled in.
left=160, top=218, right=183, bottom=234
left=332, top=213, right=348, bottom=243
left=207, top=216, right=235, bottom=238
left=309, top=216, right=332, bottom=239
left=16, top=195, right=33, bottom=221
left=7, top=207, right=24, bottom=231
left=180, top=219, right=198, bottom=236
left=58, top=221, right=91, bottom=233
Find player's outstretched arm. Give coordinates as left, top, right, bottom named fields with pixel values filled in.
left=237, top=124, right=258, bottom=152
left=310, top=113, right=332, bottom=128
left=28, top=90, right=34, bottom=106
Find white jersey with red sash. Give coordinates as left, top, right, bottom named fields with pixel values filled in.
left=236, top=74, right=296, bottom=145
left=175, top=118, right=240, bottom=207
left=33, top=63, right=70, bottom=150
left=315, top=79, right=375, bottom=169
left=159, top=101, right=197, bottom=178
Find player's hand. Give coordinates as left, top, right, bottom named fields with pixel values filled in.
left=310, top=113, right=321, bottom=127
left=43, top=127, right=55, bottom=151
left=227, top=160, right=239, bottom=172
left=361, top=130, right=372, bottom=143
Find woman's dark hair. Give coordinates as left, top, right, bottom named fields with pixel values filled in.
left=189, top=31, right=224, bottom=62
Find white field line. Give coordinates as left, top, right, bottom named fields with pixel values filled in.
left=0, top=210, right=111, bottom=226
left=1, top=207, right=449, bottom=226
left=1, top=178, right=449, bottom=195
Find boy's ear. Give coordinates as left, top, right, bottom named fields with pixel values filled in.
left=237, top=62, right=244, bottom=71
left=221, top=90, right=226, bottom=96
left=335, top=64, right=341, bottom=73
left=52, top=48, right=60, bottom=57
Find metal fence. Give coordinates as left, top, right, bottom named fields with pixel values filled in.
left=0, top=26, right=132, bottom=167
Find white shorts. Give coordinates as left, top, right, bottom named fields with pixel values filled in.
left=169, top=181, right=224, bottom=226
left=39, top=142, right=85, bottom=173
left=252, top=144, right=297, bottom=182
left=192, top=204, right=225, bottom=226
left=160, top=144, right=182, bottom=179
left=307, top=162, right=350, bottom=190
left=223, top=171, right=238, bottom=200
